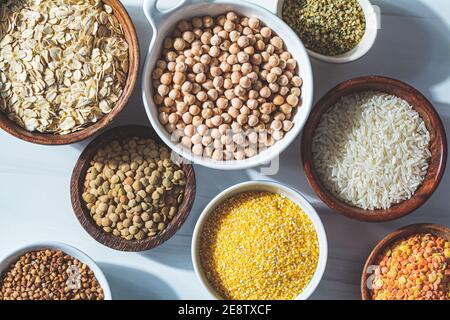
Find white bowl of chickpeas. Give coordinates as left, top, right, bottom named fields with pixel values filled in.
left=142, top=0, right=313, bottom=169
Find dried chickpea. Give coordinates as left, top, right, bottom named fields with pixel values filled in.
left=266, top=72, right=278, bottom=84
left=286, top=94, right=299, bottom=107
left=192, top=143, right=203, bottom=155
left=198, top=20, right=210, bottom=31
left=283, top=120, right=293, bottom=132
left=152, top=12, right=303, bottom=161
left=279, top=86, right=289, bottom=96
left=270, top=36, right=284, bottom=50
left=259, top=86, right=271, bottom=98
left=291, top=75, right=303, bottom=87
left=260, top=26, right=272, bottom=38
left=269, top=55, right=280, bottom=67
left=237, top=51, right=249, bottom=63
left=174, top=38, right=186, bottom=50
left=224, top=20, right=235, bottom=32
left=248, top=17, right=260, bottom=30
left=237, top=36, right=250, bottom=48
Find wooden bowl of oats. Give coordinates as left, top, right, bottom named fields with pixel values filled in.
left=0, top=0, right=139, bottom=145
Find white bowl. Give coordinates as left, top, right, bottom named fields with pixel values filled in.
left=274, top=0, right=378, bottom=63
left=142, top=0, right=314, bottom=170
left=0, top=242, right=112, bottom=300
left=191, top=181, right=328, bottom=300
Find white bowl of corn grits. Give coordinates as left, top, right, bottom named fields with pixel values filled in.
left=274, top=0, right=378, bottom=63
left=191, top=181, right=327, bottom=300
left=0, top=242, right=111, bottom=300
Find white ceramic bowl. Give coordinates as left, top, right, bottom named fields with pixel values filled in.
left=0, top=242, right=112, bottom=300
left=142, top=0, right=314, bottom=170
left=274, top=0, right=378, bottom=63
left=191, top=181, right=328, bottom=300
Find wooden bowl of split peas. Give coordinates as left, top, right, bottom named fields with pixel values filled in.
left=361, top=223, right=450, bottom=300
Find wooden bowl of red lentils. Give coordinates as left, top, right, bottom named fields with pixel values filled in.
left=361, top=223, right=450, bottom=300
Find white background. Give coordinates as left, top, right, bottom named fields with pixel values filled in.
left=1, top=0, right=449, bottom=300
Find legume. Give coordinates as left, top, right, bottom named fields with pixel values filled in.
left=82, top=137, right=186, bottom=240
left=282, top=0, right=366, bottom=56
left=371, top=233, right=450, bottom=300
left=0, top=250, right=104, bottom=300
left=151, top=12, right=304, bottom=161
left=200, top=191, right=319, bottom=300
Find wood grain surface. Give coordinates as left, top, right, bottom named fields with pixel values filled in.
left=0, top=0, right=140, bottom=145
left=301, top=76, right=448, bottom=222
left=361, top=223, right=450, bottom=299
left=70, top=125, right=196, bottom=251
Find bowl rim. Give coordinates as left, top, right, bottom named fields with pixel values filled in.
left=191, top=180, right=328, bottom=300
left=0, top=241, right=112, bottom=300
left=360, top=223, right=450, bottom=300
left=141, top=0, right=314, bottom=170
left=274, top=0, right=378, bottom=64
left=301, top=75, right=448, bottom=222
left=70, top=125, right=196, bottom=252
left=0, top=0, right=140, bottom=145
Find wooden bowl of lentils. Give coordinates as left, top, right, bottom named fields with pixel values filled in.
left=70, top=125, right=196, bottom=251
left=0, top=0, right=139, bottom=145
left=301, top=76, right=447, bottom=222
left=361, top=224, right=450, bottom=300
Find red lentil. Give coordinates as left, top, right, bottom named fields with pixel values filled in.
left=371, top=233, right=450, bottom=300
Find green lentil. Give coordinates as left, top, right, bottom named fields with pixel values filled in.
left=81, top=137, right=187, bottom=240
left=282, top=0, right=366, bottom=56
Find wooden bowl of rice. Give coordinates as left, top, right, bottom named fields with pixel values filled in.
left=301, top=76, right=447, bottom=222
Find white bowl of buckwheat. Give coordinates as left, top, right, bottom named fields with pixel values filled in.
left=142, top=0, right=313, bottom=170
left=0, top=242, right=111, bottom=300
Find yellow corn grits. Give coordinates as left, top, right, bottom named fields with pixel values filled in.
left=200, top=191, right=319, bottom=300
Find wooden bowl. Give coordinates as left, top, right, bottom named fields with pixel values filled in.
left=70, top=125, right=196, bottom=252
left=301, top=76, right=447, bottom=222
left=361, top=223, right=450, bottom=300
left=0, top=0, right=139, bottom=145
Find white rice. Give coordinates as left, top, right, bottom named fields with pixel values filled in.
left=312, top=91, right=431, bottom=210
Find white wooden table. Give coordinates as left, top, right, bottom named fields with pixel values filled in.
left=1, top=0, right=449, bottom=300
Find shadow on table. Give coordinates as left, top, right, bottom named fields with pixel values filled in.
left=139, top=235, right=194, bottom=271
left=411, top=102, right=450, bottom=223
left=311, top=1, right=450, bottom=100
left=140, top=166, right=253, bottom=271
left=252, top=134, right=320, bottom=203
left=99, top=262, right=179, bottom=300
